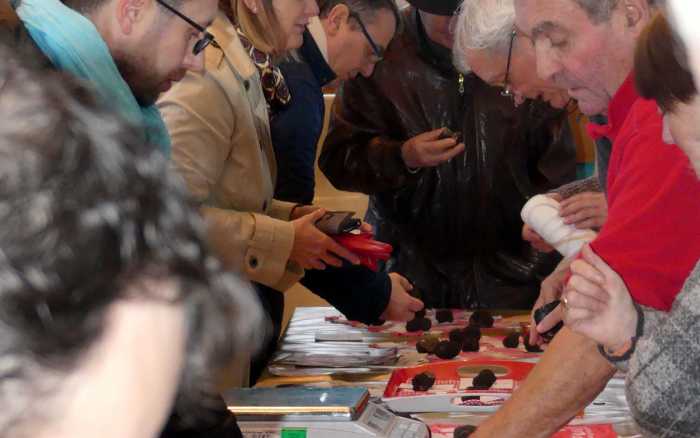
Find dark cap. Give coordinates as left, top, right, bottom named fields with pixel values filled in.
left=405, top=0, right=460, bottom=15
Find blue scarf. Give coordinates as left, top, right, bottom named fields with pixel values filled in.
left=17, top=0, right=171, bottom=155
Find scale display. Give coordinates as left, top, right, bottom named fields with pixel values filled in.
left=238, top=402, right=429, bottom=438
left=225, top=387, right=428, bottom=438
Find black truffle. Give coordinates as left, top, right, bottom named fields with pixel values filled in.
left=449, top=328, right=466, bottom=344
left=436, top=309, right=454, bottom=323
left=463, top=325, right=482, bottom=342
left=523, top=336, right=543, bottom=353
left=503, top=332, right=520, bottom=348
left=453, top=425, right=477, bottom=438
left=416, top=335, right=440, bottom=354
left=414, top=307, right=427, bottom=319
left=469, top=310, right=494, bottom=328
left=533, top=300, right=564, bottom=342
left=412, top=371, right=436, bottom=391
left=406, top=317, right=432, bottom=332
left=439, top=127, right=463, bottom=143
left=461, top=336, right=480, bottom=352
left=472, top=369, right=497, bottom=390
left=434, top=340, right=461, bottom=359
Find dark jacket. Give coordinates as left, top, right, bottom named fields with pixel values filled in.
left=160, top=396, right=243, bottom=438
left=272, top=29, right=335, bottom=204
left=320, top=8, right=577, bottom=309
left=271, top=29, right=390, bottom=325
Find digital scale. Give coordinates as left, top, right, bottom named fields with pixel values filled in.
left=223, top=387, right=430, bottom=438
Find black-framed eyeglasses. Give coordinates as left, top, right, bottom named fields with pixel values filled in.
left=501, top=30, right=517, bottom=98
left=348, top=11, right=383, bottom=61
left=156, top=0, right=219, bottom=55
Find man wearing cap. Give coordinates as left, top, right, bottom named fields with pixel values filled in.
left=319, top=0, right=577, bottom=309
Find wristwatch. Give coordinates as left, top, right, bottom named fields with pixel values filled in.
left=598, top=303, right=644, bottom=363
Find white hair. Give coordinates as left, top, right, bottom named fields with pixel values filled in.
left=452, top=0, right=516, bottom=74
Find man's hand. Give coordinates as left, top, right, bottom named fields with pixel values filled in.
left=401, top=128, right=465, bottom=168
left=522, top=224, right=555, bottom=253
left=559, top=192, right=608, bottom=229
left=380, top=273, right=424, bottom=321
left=290, top=204, right=320, bottom=220
left=529, top=261, right=571, bottom=346
left=563, top=245, right=637, bottom=351
left=522, top=193, right=561, bottom=252
left=289, top=209, right=360, bottom=270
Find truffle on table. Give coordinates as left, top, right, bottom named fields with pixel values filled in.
left=502, top=332, right=520, bottom=348
left=453, top=425, right=477, bottom=438
left=449, top=328, right=466, bottom=344
left=412, top=371, right=436, bottom=391
left=472, top=369, right=497, bottom=390
left=406, top=317, right=432, bottom=332
left=414, top=307, right=427, bottom=319
left=469, top=310, right=494, bottom=328
left=435, top=309, right=454, bottom=323
left=416, top=335, right=440, bottom=354
left=461, top=336, right=480, bottom=352
left=463, top=325, right=482, bottom=342
left=434, top=340, right=461, bottom=359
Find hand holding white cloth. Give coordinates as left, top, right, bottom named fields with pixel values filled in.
left=521, top=195, right=597, bottom=257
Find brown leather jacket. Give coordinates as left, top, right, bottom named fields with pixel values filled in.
left=320, top=8, right=577, bottom=309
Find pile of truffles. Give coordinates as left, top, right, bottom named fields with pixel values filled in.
left=412, top=310, right=496, bottom=359
left=406, top=308, right=456, bottom=332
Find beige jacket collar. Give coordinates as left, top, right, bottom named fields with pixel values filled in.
left=207, top=12, right=257, bottom=79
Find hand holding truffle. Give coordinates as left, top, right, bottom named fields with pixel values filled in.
left=381, top=273, right=424, bottom=321
left=562, top=245, right=638, bottom=351
left=401, top=128, right=465, bottom=168
left=529, top=266, right=570, bottom=345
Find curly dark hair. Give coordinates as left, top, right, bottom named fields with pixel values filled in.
left=0, top=50, right=263, bottom=434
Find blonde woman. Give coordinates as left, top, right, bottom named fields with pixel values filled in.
left=158, top=0, right=375, bottom=384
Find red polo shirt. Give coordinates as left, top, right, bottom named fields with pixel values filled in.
left=586, top=73, right=700, bottom=311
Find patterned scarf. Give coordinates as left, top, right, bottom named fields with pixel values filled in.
left=236, top=27, right=291, bottom=113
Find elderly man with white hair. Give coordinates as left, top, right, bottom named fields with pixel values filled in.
left=320, top=0, right=579, bottom=312
left=452, top=0, right=612, bottom=314
left=453, top=0, right=570, bottom=109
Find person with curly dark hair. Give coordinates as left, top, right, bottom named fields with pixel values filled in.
left=0, top=51, right=262, bottom=438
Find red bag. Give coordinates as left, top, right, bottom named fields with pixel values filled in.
left=332, top=232, right=393, bottom=271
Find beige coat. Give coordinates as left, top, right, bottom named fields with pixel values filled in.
left=158, top=13, right=302, bottom=292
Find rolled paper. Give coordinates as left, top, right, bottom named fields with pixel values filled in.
left=521, top=194, right=597, bottom=257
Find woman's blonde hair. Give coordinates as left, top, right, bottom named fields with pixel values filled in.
left=220, top=0, right=286, bottom=54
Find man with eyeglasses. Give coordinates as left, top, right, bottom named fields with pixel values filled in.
left=320, top=0, right=578, bottom=310
left=13, top=0, right=217, bottom=153
left=273, top=0, right=399, bottom=205
left=267, top=0, right=426, bottom=326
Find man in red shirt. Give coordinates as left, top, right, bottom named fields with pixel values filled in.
left=472, top=0, right=700, bottom=437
